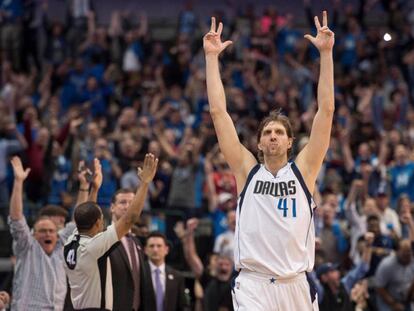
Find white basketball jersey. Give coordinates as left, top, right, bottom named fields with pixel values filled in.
left=234, top=162, right=316, bottom=277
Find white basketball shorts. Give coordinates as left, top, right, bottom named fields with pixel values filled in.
left=231, top=270, right=319, bottom=311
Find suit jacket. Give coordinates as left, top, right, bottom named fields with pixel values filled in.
left=109, top=235, right=150, bottom=311
left=142, top=261, right=187, bottom=311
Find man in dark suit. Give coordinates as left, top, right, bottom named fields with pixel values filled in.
left=108, top=188, right=150, bottom=311
left=143, top=231, right=187, bottom=311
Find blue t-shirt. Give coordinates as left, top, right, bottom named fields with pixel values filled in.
left=211, top=209, right=228, bottom=238
left=389, top=162, right=414, bottom=206
left=48, top=156, right=72, bottom=205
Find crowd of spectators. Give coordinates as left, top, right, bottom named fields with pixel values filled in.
left=0, top=0, right=414, bottom=310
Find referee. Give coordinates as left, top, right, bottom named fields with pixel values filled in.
left=64, top=154, right=158, bottom=310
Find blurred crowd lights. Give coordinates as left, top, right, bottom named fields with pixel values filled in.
left=383, top=33, right=392, bottom=42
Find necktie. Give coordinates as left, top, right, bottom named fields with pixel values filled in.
left=155, top=268, right=164, bottom=311
left=126, top=235, right=140, bottom=311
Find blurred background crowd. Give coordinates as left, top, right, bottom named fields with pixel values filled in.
left=0, top=0, right=414, bottom=310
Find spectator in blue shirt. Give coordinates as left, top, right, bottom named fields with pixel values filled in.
left=389, top=144, right=414, bottom=207
left=81, top=76, right=109, bottom=117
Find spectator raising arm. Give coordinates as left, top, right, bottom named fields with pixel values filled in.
left=9, top=157, right=31, bottom=221
left=176, top=218, right=204, bottom=278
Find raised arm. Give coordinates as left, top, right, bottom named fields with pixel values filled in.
left=115, top=153, right=158, bottom=239
left=204, top=17, right=257, bottom=191
left=88, top=158, right=103, bottom=203
left=175, top=218, right=204, bottom=278
left=75, top=160, right=91, bottom=207
left=344, top=180, right=367, bottom=233
left=296, top=11, right=335, bottom=193
left=9, top=157, right=31, bottom=221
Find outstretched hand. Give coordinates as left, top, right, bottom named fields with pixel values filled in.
left=11, top=156, right=30, bottom=182
left=186, top=218, right=199, bottom=233
left=304, top=11, right=335, bottom=52
left=91, top=158, right=103, bottom=190
left=77, top=160, right=91, bottom=188
left=137, top=153, right=158, bottom=183
left=203, top=17, right=233, bottom=56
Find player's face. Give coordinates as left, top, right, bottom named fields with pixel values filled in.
left=258, top=121, right=292, bottom=159
left=34, top=219, right=58, bottom=255
left=145, top=237, right=169, bottom=265
left=111, top=192, right=134, bottom=221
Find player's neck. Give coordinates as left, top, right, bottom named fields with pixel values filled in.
left=264, top=156, right=288, bottom=175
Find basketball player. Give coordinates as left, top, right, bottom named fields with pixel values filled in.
left=203, top=11, right=334, bottom=311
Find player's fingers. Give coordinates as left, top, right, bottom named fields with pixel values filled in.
left=210, top=17, right=216, bottom=32
left=223, top=40, right=233, bottom=49
left=322, top=10, right=328, bottom=27
left=322, top=28, right=334, bottom=36
left=205, top=32, right=219, bottom=39
left=304, top=34, right=315, bottom=43
left=314, top=16, right=321, bottom=30
left=217, top=22, right=223, bottom=36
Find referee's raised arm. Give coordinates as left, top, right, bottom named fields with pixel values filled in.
left=114, top=153, right=158, bottom=239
